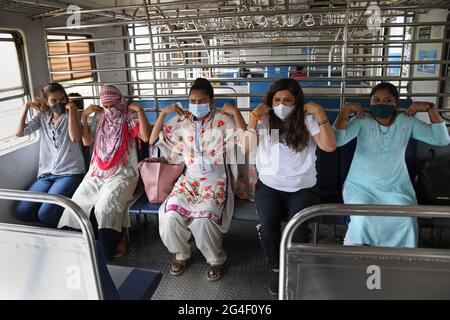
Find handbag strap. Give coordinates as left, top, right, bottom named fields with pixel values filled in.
left=138, top=144, right=157, bottom=169
left=149, top=143, right=160, bottom=159
left=150, top=143, right=156, bottom=159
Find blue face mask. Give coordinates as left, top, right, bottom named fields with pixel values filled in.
left=370, top=104, right=396, bottom=119
left=189, top=103, right=210, bottom=118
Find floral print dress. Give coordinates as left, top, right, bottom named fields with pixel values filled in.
left=156, top=109, right=243, bottom=233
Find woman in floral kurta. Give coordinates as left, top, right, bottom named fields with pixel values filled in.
left=149, top=78, right=246, bottom=281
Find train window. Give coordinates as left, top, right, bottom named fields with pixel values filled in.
left=385, top=16, right=413, bottom=94
left=47, top=34, right=96, bottom=108
left=47, top=34, right=93, bottom=82
left=0, top=31, right=30, bottom=153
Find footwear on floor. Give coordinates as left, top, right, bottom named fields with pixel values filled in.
left=207, top=263, right=225, bottom=281
left=170, top=259, right=189, bottom=276
left=269, top=270, right=279, bottom=296
left=113, top=230, right=127, bottom=259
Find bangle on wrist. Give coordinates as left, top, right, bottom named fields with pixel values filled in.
left=317, top=119, right=329, bottom=126
left=337, top=113, right=349, bottom=120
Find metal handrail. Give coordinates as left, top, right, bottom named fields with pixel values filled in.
left=47, top=44, right=450, bottom=58
left=279, top=203, right=450, bottom=300
left=52, top=92, right=450, bottom=99
left=42, top=5, right=450, bottom=28
left=59, top=76, right=450, bottom=87
left=0, top=189, right=104, bottom=300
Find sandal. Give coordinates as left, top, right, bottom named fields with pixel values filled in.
left=170, top=259, right=189, bottom=276
left=113, top=230, right=128, bottom=259
left=207, top=264, right=224, bottom=281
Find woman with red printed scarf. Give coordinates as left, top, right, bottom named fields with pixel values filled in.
left=58, top=85, right=151, bottom=260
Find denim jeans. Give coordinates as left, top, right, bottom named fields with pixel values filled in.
left=16, top=174, right=84, bottom=227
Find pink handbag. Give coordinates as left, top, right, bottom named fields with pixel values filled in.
left=138, top=156, right=185, bottom=204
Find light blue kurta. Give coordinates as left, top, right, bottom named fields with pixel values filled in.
left=334, top=114, right=450, bottom=247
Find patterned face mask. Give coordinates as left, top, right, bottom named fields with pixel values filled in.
left=92, top=84, right=138, bottom=177
left=103, top=101, right=126, bottom=124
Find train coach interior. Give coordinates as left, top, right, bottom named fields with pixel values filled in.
left=0, top=0, right=450, bottom=300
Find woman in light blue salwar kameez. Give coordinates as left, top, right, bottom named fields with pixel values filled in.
left=333, top=82, right=450, bottom=247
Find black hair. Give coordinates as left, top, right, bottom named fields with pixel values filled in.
left=68, top=92, right=84, bottom=110
left=369, top=82, right=399, bottom=102
left=189, top=78, right=214, bottom=100
left=265, top=78, right=309, bottom=152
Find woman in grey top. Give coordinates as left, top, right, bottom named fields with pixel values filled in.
left=15, top=83, right=85, bottom=227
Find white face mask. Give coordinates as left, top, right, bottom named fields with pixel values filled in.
left=273, top=104, right=294, bottom=120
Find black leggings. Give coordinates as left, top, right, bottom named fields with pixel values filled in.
left=90, top=213, right=122, bottom=260
left=254, top=179, right=319, bottom=269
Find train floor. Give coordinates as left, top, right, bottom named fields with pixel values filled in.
left=112, top=217, right=278, bottom=300
left=111, top=216, right=450, bottom=300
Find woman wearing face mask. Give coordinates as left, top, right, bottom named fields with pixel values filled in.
left=15, top=83, right=85, bottom=227
left=333, top=82, right=450, bottom=248
left=149, top=78, right=246, bottom=281
left=245, top=78, right=336, bottom=295
left=58, top=84, right=151, bottom=260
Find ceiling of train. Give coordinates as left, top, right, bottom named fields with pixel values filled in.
left=1, top=0, right=448, bottom=44
left=0, top=0, right=448, bottom=20
left=2, top=0, right=449, bottom=102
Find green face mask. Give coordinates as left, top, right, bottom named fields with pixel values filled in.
left=370, top=104, right=396, bottom=119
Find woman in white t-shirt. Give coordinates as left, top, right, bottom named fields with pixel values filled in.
left=245, top=78, right=336, bottom=295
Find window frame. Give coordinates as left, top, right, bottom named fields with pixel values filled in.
left=0, top=30, right=33, bottom=155
left=46, top=33, right=96, bottom=83
left=46, top=32, right=98, bottom=115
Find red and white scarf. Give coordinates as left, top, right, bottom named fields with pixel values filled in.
left=92, top=85, right=139, bottom=177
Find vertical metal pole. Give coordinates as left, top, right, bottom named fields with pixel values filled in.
left=122, top=23, right=133, bottom=99
left=408, top=13, right=417, bottom=95
left=340, top=1, right=350, bottom=107
left=41, top=17, right=53, bottom=83
left=65, top=35, right=74, bottom=82
left=437, top=13, right=449, bottom=108
left=132, top=25, right=142, bottom=99
left=312, top=222, right=319, bottom=244
left=143, top=0, right=159, bottom=112
left=442, top=26, right=450, bottom=114
left=399, top=11, right=407, bottom=93
left=329, top=29, right=342, bottom=86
